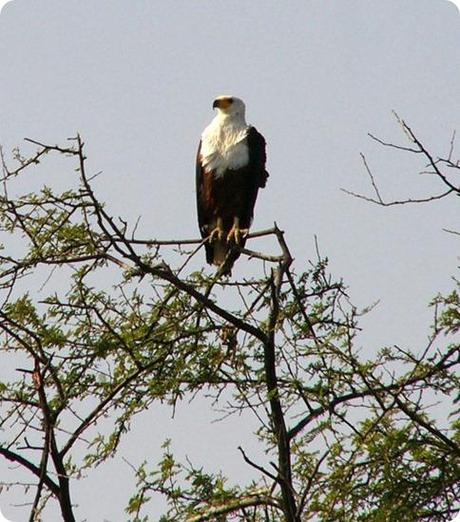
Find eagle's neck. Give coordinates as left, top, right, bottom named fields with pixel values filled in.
left=200, top=113, right=250, bottom=177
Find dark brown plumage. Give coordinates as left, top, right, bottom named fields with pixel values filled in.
left=196, top=126, right=268, bottom=273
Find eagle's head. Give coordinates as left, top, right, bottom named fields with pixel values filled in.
left=212, top=95, right=246, bottom=119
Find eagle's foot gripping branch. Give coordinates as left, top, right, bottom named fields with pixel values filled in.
left=227, top=217, right=248, bottom=245
left=209, top=218, right=224, bottom=243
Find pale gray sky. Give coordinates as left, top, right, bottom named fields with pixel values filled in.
left=0, top=1, right=459, bottom=520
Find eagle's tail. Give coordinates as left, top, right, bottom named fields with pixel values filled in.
left=212, top=240, right=245, bottom=277
left=205, top=240, right=237, bottom=276
left=204, top=222, right=244, bottom=276
left=212, top=240, right=229, bottom=266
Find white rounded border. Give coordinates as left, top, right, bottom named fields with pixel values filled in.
left=0, top=0, right=10, bottom=13
left=0, top=0, right=457, bottom=521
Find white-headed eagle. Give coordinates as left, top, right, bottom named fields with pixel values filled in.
left=196, top=95, right=268, bottom=274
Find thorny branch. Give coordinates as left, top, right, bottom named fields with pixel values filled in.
left=342, top=112, right=460, bottom=208
left=0, top=136, right=458, bottom=521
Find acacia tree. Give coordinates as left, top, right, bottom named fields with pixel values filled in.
left=0, top=126, right=458, bottom=522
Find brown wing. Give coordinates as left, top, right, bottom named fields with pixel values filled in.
left=196, top=141, right=215, bottom=264
left=239, top=126, right=268, bottom=229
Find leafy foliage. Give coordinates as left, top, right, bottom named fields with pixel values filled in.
left=0, top=137, right=458, bottom=521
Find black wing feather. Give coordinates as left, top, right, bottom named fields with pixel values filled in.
left=195, top=141, right=205, bottom=235
left=247, top=126, right=269, bottom=188
left=241, top=127, right=268, bottom=227
left=195, top=141, right=214, bottom=263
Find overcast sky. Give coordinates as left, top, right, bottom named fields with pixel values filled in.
left=0, top=1, right=459, bottom=521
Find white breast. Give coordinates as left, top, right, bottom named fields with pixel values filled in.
left=200, top=118, right=250, bottom=177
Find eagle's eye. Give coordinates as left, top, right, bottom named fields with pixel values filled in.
left=213, top=97, right=233, bottom=109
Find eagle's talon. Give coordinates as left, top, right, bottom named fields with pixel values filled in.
left=227, top=225, right=246, bottom=245
left=209, top=226, right=224, bottom=243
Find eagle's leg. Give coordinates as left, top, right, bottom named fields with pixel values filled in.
left=227, top=216, right=248, bottom=245
left=209, top=217, right=224, bottom=242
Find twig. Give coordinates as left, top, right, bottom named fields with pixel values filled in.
left=238, top=446, right=278, bottom=483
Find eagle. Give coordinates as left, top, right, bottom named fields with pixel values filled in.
left=196, top=95, right=268, bottom=274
